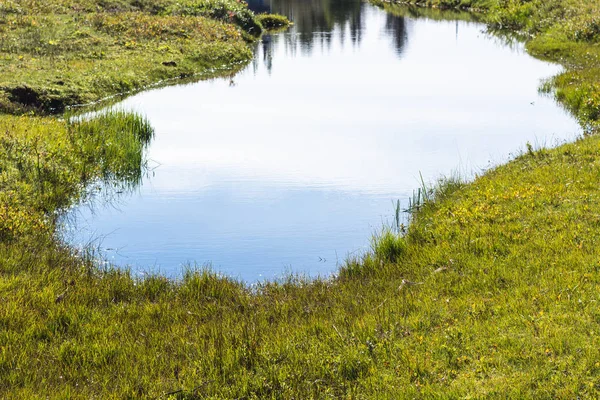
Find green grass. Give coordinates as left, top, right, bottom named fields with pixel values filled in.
left=256, top=13, right=293, bottom=30
left=0, top=111, right=152, bottom=242
left=0, top=0, right=289, bottom=114
left=6, top=127, right=600, bottom=398
left=2, top=0, right=600, bottom=398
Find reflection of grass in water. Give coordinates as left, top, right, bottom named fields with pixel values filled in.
left=0, top=110, right=152, bottom=242
left=68, top=110, right=154, bottom=188
left=59, top=111, right=156, bottom=261
left=372, top=0, right=480, bottom=22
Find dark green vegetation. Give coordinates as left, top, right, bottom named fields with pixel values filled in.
left=256, top=13, right=292, bottom=30
left=3, top=0, right=600, bottom=398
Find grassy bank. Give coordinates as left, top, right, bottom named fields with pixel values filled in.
left=0, top=0, right=290, bottom=114
left=3, top=0, right=600, bottom=399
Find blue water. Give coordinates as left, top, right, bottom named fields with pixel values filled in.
left=63, top=1, right=581, bottom=281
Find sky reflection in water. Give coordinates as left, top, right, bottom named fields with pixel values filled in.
left=65, top=1, right=581, bottom=281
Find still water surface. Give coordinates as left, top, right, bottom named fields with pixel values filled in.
left=65, top=1, right=581, bottom=281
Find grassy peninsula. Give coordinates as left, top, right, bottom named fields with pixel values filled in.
left=2, top=0, right=600, bottom=398
left=0, top=0, right=289, bottom=114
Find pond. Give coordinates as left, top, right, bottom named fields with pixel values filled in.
left=63, top=0, right=581, bottom=282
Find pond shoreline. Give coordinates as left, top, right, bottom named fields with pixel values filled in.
left=63, top=4, right=578, bottom=282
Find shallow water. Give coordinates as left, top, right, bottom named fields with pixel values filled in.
left=64, top=0, right=581, bottom=281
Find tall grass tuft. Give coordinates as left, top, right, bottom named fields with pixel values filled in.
left=67, top=110, right=154, bottom=187
left=372, top=228, right=407, bottom=264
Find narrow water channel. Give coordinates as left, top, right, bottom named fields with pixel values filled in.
left=64, top=0, right=581, bottom=281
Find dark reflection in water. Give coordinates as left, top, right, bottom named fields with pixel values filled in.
left=384, top=11, right=408, bottom=55
left=248, top=0, right=407, bottom=66
left=64, top=2, right=580, bottom=282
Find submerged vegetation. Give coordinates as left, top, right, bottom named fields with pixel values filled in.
left=1, top=0, right=600, bottom=398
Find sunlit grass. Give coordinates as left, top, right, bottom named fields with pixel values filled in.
left=0, top=0, right=262, bottom=114
left=6, top=129, right=600, bottom=397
